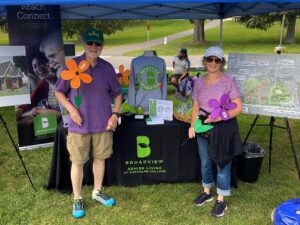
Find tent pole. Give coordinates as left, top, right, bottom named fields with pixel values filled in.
left=279, top=14, right=286, bottom=46
left=219, top=19, right=223, bottom=47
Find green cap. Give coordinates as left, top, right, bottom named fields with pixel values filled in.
left=83, top=28, right=104, bottom=44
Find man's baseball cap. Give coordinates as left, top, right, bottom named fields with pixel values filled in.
left=83, top=28, right=104, bottom=44
left=204, top=46, right=224, bottom=59
left=179, top=48, right=188, bottom=55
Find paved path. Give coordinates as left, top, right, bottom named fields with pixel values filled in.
left=101, top=19, right=221, bottom=56
left=78, top=20, right=223, bottom=69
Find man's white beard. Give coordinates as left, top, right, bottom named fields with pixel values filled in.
left=86, top=51, right=100, bottom=59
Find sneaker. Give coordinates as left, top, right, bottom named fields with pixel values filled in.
left=72, top=198, right=86, bottom=219
left=193, top=192, right=214, bottom=206
left=211, top=200, right=227, bottom=217
left=92, top=190, right=116, bottom=206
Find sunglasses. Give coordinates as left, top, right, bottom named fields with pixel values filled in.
left=206, top=57, right=222, bottom=64
left=86, top=41, right=102, bottom=47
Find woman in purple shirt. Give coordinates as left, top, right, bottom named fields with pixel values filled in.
left=188, top=46, right=243, bottom=217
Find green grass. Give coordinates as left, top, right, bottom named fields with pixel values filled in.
left=0, top=86, right=29, bottom=97
left=1, top=104, right=300, bottom=225
left=0, top=20, right=193, bottom=52
left=0, top=30, right=9, bottom=45
left=64, top=20, right=193, bottom=52
left=125, top=20, right=300, bottom=56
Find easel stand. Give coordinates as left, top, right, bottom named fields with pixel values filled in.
left=0, top=113, right=36, bottom=191
left=243, top=114, right=300, bottom=180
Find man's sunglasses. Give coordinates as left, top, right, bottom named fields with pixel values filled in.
left=86, top=41, right=102, bottom=47
left=206, top=57, right=222, bottom=64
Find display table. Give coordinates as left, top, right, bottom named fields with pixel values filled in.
left=46, top=116, right=200, bottom=193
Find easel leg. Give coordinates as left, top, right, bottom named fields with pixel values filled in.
left=285, top=117, right=300, bottom=180
left=268, top=116, right=275, bottom=174
left=243, top=114, right=260, bottom=144
left=0, top=114, right=36, bottom=191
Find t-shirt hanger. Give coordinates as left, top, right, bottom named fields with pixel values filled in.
left=143, top=50, right=155, bottom=57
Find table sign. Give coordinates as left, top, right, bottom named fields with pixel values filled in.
left=149, top=99, right=173, bottom=121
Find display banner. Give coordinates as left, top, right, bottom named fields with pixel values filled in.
left=7, top=5, right=65, bottom=150
left=228, top=53, right=300, bottom=119
left=0, top=46, right=30, bottom=107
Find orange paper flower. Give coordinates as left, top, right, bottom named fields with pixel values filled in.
left=61, top=59, right=92, bottom=89
left=117, top=65, right=130, bottom=86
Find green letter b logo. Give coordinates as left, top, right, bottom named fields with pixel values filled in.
left=136, top=136, right=151, bottom=158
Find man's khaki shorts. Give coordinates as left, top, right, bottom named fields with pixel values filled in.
left=66, top=131, right=113, bottom=165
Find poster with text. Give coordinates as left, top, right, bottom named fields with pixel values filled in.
left=228, top=53, right=300, bottom=119
left=7, top=5, right=66, bottom=150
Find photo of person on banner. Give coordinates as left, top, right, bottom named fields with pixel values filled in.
left=16, top=47, right=61, bottom=124
left=39, top=31, right=65, bottom=78
left=189, top=46, right=243, bottom=218
left=25, top=60, right=41, bottom=94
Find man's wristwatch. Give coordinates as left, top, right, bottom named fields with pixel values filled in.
left=112, top=112, right=120, bottom=118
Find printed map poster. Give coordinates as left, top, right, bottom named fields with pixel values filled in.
left=228, top=53, right=300, bottom=119
left=0, top=46, right=30, bottom=107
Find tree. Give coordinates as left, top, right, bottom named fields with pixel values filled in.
left=13, top=56, right=27, bottom=73
left=0, top=19, right=132, bottom=41
left=61, top=20, right=132, bottom=41
left=191, top=19, right=206, bottom=44
left=0, top=17, right=7, bottom=32
left=235, top=10, right=299, bottom=44
left=285, top=13, right=297, bottom=44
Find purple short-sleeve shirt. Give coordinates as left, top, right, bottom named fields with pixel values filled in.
left=55, top=54, right=121, bottom=134
left=192, top=74, right=240, bottom=114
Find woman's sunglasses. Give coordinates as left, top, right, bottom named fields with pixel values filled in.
left=206, top=57, right=222, bottom=64
left=86, top=41, right=102, bottom=47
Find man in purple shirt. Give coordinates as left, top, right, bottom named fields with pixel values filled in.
left=55, top=28, right=122, bottom=219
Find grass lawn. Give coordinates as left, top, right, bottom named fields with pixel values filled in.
left=0, top=30, right=9, bottom=45
left=0, top=20, right=193, bottom=52
left=1, top=104, right=300, bottom=225
left=71, top=20, right=193, bottom=53
left=125, top=20, right=300, bottom=56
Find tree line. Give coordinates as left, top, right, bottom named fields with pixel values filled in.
left=0, top=10, right=299, bottom=45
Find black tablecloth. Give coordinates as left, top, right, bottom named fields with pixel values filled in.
left=46, top=116, right=201, bottom=193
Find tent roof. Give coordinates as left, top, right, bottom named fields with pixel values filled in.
left=0, top=1, right=300, bottom=19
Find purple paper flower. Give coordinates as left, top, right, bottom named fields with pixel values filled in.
left=208, top=94, right=237, bottom=121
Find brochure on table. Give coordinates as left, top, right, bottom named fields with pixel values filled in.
left=146, top=116, right=164, bottom=125
left=149, top=99, right=173, bottom=121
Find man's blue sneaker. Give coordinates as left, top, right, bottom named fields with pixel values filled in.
left=92, top=190, right=116, bottom=206
left=72, top=198, right=86, bottom=219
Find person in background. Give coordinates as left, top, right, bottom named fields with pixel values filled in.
left=188, top=46, right=243, bottom=218
left=55, top=28, right=122, bottom=219
left=170, top=48, right=190, bottom=88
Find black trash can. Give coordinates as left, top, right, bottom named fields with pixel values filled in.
left=238, top=142, right=265, bottom=183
